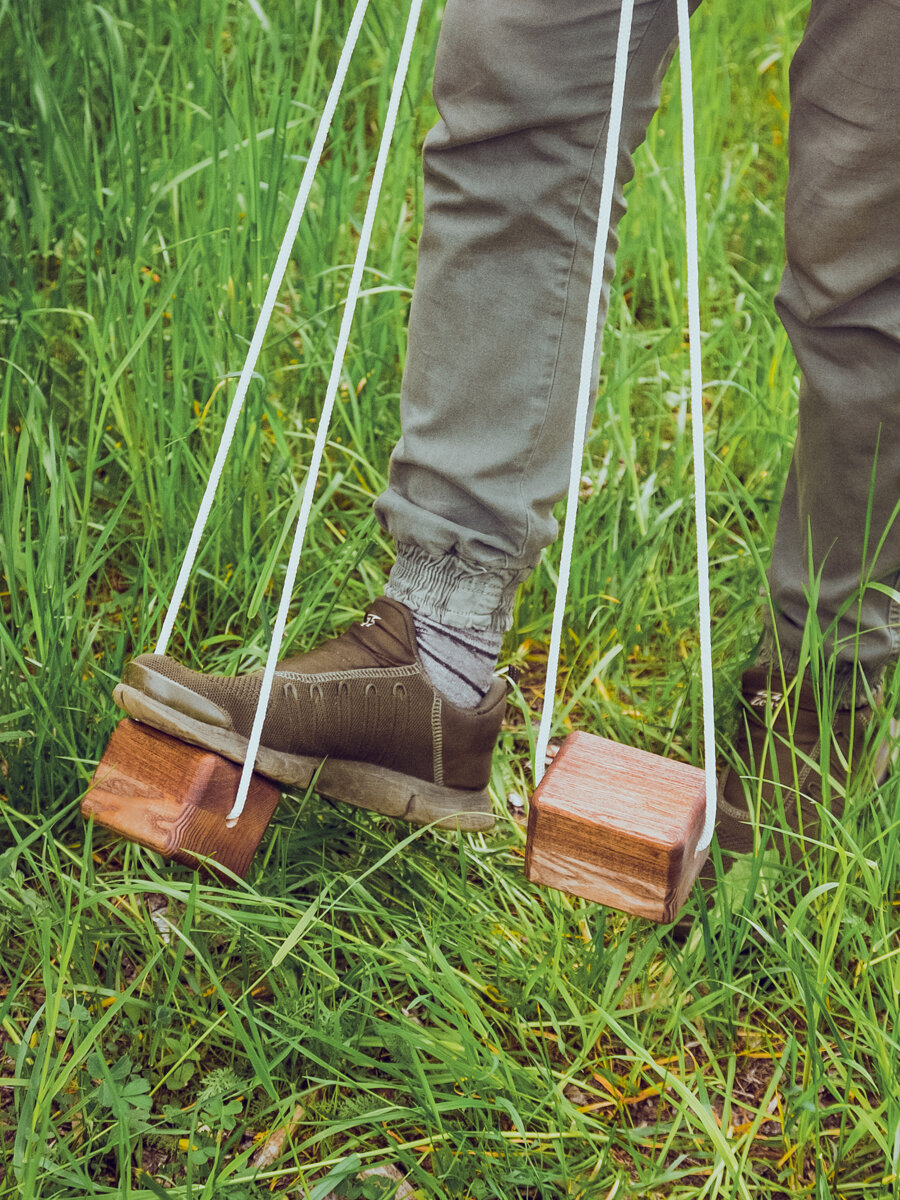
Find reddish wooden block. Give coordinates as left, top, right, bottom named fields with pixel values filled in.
left=82, top=719, right=281, bottom=880
left=524, top=731, right=709, bottom=922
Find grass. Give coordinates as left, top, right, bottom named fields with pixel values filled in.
left=2, top=0, right=899, bottom=1196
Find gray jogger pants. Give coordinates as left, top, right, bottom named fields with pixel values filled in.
left=769, top=0, right=900, bottom=682
left=376, top=0, right=900, bottom=679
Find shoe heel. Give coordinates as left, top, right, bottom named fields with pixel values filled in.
left=83, top=719, right=281, bottom=880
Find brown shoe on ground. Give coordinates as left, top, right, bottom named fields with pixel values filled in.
left=666, top=665, right=895, bottom=939
left=712, top=665, right=894, bottom=872
left=113, top=598, right=505, bottom=831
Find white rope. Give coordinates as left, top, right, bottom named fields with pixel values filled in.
left=533, top=0, right=635, bottom=784
left=677, top=0, right=717, bottom=852
left=226, top=0, right=425, bottom=824
left=534, top=0, right=717, bottom=854
left=154, top=0, right=371, bottom=657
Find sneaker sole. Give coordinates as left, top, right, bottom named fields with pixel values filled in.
left=112, top=681, right=495, bottom=833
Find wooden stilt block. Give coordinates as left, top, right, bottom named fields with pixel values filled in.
left=524, top=731, right=709, bottom=922
left=82, top=719, right=281, bottom=880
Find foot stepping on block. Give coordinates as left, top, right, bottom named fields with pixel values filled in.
left=525, top=731, right=709, bottom=923
left=82, top=718, right=281, bottom=879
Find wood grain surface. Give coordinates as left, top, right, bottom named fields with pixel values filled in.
left=525, top=731, right=709, bottom=922
left=82, top=719, right=281, bottom=880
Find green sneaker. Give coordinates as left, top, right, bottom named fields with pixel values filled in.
left=113, top=598, right=505, bottom=831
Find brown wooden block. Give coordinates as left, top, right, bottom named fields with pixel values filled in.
left=82, top=719, right=281, bottom=880
left=524, top=731, right=709, bottom=922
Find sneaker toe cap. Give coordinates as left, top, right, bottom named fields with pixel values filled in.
left=124, top=658, right=236, bottom=729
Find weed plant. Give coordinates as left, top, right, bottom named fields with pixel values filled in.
left=2, top=0, right=899, bottom=1197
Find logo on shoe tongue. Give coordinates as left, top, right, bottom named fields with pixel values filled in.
left=361, top=612, right=382, bottom=629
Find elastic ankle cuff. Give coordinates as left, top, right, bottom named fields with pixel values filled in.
left=755, top=628, right=881, bottom=710
left=385, top=544, right=529, bottom=633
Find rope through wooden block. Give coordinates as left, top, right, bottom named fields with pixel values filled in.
left=533, top=0, right=716, bottom=854
left=227, top=0, right=425, bottom=823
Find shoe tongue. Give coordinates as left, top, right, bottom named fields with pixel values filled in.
left=277, top=597, right=417, bottom=673
left=347, top=597, right=418, bottom=666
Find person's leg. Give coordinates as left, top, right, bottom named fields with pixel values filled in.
left=377, top=0, right=695, bottom=633
left=717, top=0, right=900, bottom=865
left=768, top=0, right=900, bottom=688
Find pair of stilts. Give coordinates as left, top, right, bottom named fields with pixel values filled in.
left=83, top=0, right=714, bottom=924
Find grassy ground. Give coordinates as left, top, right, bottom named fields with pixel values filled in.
left=2, top=0, right=899, bottom=1196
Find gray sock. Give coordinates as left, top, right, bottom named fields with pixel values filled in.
left=412, top=612, right=502, bottom=707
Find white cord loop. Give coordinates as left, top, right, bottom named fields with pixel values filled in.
left=533, top=0, right=717, bottom=853
left=533, top=0, right=635, bottom=783
left=677, top=0, right=717, bottom=853
left=227, top=0, right=425, bottom=823
left=148, top=0, right=422, bottom=824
